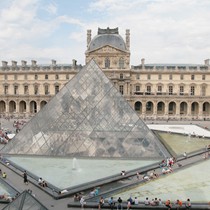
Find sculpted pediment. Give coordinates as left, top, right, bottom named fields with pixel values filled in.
left=89, top=45, right=127, bottom=54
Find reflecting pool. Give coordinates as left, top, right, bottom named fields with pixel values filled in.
left=157, top=132, right=210, bottom=155
left=112, top=159, right=210, bottom=202
left=7, top=156, right=158, bottom=189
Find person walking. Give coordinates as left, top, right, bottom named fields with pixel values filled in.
left=23, top=170, right=29, bottom=185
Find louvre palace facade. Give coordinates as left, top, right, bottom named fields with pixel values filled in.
left=0, top=27, right=210, bottom=121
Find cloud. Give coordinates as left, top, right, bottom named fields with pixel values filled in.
left=86, top=0, right=210, bottom=64
left=44, top=2, right=57, bottom=15
left=0, top=0, right=210, bottom=65
left=0, top=0, right=85, bottom=64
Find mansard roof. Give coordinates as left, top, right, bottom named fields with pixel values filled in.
left=87, top=27, right=127, bottom=52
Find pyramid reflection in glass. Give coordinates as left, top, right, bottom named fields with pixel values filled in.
left=2, top=60, right=167, bottom=158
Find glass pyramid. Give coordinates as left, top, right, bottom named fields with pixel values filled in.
left=2, top=190, right=48, bottom=210
left=1, top=60, right=168, bottom=158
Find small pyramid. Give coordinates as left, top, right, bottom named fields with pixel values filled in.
left=1, top=60, right=168, bottom=158
left=2, top=190, right=48, bottom=210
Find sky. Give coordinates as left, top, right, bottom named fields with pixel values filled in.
left=0, top=0, right=210, bottom=66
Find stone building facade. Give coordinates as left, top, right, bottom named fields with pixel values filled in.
left=0, top=27, right=210, bottom=120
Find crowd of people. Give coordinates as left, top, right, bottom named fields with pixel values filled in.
left=111, top=196, right=191, bottom=210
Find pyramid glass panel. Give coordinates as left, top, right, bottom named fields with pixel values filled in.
left=1, top=60, right=168, bottom=158
left=2, top=191, right=48, bottom=210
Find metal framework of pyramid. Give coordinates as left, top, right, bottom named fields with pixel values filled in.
left=1, top=60, right=168, bottom=158
left=2, top=190, right=48, bottom=210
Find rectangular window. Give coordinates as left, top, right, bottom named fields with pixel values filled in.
left=24, top=74, right=28, bottom=80
left=35, top=74, right=38, bottom=80
left=4, top=75, right=8, bottom=80
left=180, top=74, right=184, bottom=80
left=119, top=85, right=124, bottom=95
left=146, top=86, right=151, bottom=95
left=202, top=74, right=205, bottom=80
left=169, top=74, right=173, bottom=80
left=180, top=86, right=184, bottom=95
left=190, top=86, right=195, bottom=95
left=34, top=85, right=38, bottom=95
left=202, top=86, right=206, bottom=96
left=120, top=74, right=123, bottom=79
left=14, top=74, right=17, bottom=80
left=136, top=86, right=140, bottom=92
left=136, top=74, right=140, bottom=79
left=147, top=74, right=151, bottom=80
left=66, top=74, right=69, bottom=80
left=45, top=86, right=49, bottom=95
left=55, top=85, right=59, bottom=94
left=24, top=85, right=28, bottom=94
left=45, top=74, right=48, bottom=80
left=169, top=86, right=173, bottom=95
left=55, top=74, right=59, bottom=80
left=14, top=86, right=18, bottom=95
left=158, top=74, right=162, bottom=80
left=4, top=86, right=8, bottom=94
left=191, top=75, right=195, bottom=80
left=157, top=86, right=162, bottom=95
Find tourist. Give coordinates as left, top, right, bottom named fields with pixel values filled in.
left=74, top=193, right=80, bottom=201
left=38, top=177, right=43, bottom=186
left=117, top=197, right=123, bottom=210
left=121, top=170, right=126, bottom=176
left=98, top=196, right=104, bottom=210
left=38, top=177, right=48, bottom=187
left=185, top=198, right=191, bottom=209
left=127, top=200, right=131, bottom=210
left=80, top=196, right=86, bottom=208
left=89, top=189, right=95, bottom=197
left=165, top=199, right=172, bottom=210
left=42, top=180, right=48, bottom=188
left=150, top=170, right=158, bottom=179
left=150, top=199, right=155, bottom=206
left=144, top=197, right=150, bottom=205
left=108, top=197, right=115, bottom=210
left=127, top=196, right=134, bottom=205
left=183, top=152, right=188, bottom=158
left=136, top=172, right=140, bottom=179
left=154, top=198, right=159, bottom=205
left=176, top=199, right=183, bottom=209
left=94, top=187, right=99, bottom=196
left=23, top=170, right=28, bottom=185
left=143, top=174, right=150, bottom=181
left=134, top=197, right=138, bottom=205
left=2, top=172, right=7, bottom=178
left=158, top=198, right=162, bottom=205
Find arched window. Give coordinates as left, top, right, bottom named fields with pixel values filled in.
left=135, top=101, right=141, bottom=111
left=105, top=57, right=110, bottom=69
left=119, top=58, right=124, bottom=69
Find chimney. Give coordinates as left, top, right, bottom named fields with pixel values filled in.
left=31, top=60, right=37, bottom=66
left=204, top=59, right=209, bottom=66
left=52, top=59, right=56, bottom=66
left=12, top=60, right=17, bottom=66
left=125, top=29, right=130, bottom=50
left=87, top=29, right=91, bottom=48
left=2, top=61, right=8, bottom=67
left=141, top=58, right=145, bottom=66
left=21, top=60, right=27, bottom=66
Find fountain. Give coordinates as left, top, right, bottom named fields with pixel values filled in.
left=72, top=158, right=79, bottom=170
